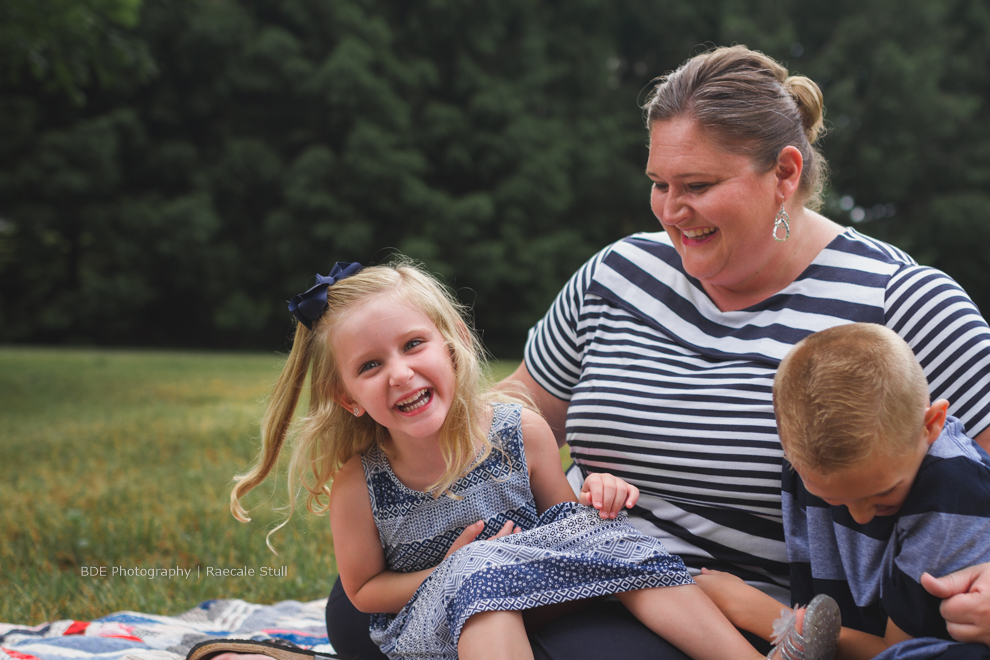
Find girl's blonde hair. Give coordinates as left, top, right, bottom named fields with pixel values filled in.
left=231, top=260, right=508, bottom=545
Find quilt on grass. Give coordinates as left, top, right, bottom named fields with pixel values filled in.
left=0, top=598, right=332, bottom=660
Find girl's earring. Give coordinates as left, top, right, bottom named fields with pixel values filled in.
left=773, top=204, right=790, bottom=242
left=353, top=407, right=360, bottom=416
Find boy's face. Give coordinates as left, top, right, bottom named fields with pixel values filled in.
left=790, top=400, right=948, bottom=525
left=795, top=440, right=928, bottom=525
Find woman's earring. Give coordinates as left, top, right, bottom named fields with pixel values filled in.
left=773, top=204, right=790, bottom=242
left=353, top=407, right=360, bottom=416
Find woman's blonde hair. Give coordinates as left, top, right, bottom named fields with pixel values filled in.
left=773, top=323, right=930, bottom=474
left=231, top=260, right=508, bottom=547
left=644, top=45, right=829, bottom=211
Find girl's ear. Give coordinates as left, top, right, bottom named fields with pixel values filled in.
left=335, top=388, right=357, bottom=412
left=454, top=319, right=472, bottom=346
left=446, top=319, right=472, bottom=372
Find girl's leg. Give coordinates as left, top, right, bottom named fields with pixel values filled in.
left=458, top=611, right=534, bottom=660
left=618, top=584, right=765, bottom=660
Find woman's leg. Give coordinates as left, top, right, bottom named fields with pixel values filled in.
left=459, top=611, right=534, bottom=660
left=325, top=577, right=767, bottom=660
left=529, top=598, right=691, bottom=660
left=325, top=577, right=388, bottom=660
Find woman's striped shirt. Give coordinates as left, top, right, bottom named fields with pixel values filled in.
left=524, top=228, right=990, bottom=599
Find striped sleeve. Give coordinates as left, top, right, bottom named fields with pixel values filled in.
left=524, top=246, right=610, bottom=400
left=882, top=421, right=990, bottom=639
left=885, top=265, right=990, bottom=437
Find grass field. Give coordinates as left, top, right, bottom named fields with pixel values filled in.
left=0, top=347, right=520, bottom=625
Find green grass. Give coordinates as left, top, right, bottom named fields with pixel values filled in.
left=0, top=346, right=521, bottom=625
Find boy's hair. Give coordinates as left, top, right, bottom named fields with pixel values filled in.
left=231, top=259, right=510, bottom=545
left=773, top=323, right=930, bottom=474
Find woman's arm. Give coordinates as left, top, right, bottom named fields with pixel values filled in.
left=921, top=564, right=990, bottom=645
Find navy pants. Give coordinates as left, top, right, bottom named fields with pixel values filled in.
left=325, top=576, right=756, bottom=659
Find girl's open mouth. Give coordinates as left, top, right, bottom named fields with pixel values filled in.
left=395, top=388, right=433, bottom=413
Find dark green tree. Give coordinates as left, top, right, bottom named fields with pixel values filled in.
left=2, top=0, right=987, bottom=353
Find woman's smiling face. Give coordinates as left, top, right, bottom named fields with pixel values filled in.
left=647, top=117, right=783, bottom=295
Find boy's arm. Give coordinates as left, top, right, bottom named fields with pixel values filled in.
left=881, top=449, right=990, bottom=640
left=833, top=618, right=911, bottom=660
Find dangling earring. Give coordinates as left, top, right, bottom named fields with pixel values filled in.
left=353, top=406, right=360, bottom=416
left=773, top=204, right=790, bottom=242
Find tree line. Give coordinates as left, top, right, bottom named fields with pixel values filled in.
left=2, top=0, right=988, bottom=354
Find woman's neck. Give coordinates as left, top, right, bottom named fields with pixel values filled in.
left=702, top=209, right=844, bottom=312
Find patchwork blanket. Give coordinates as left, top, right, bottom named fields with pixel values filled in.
left=0, top=599, right=333, bottom=660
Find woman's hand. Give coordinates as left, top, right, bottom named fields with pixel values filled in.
left=578, top=472, right=639, bottom=519
left=921, top=564, right=990, bottom=645
left=444, top=520, right=519, bottom=560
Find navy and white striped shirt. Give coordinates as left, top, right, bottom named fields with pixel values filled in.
left=784, top=417, right=990, bottom=659
left=524, top=229, right=990, bottom=599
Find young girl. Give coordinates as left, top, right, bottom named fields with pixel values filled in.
left=230, top=261, right=832, bottom=660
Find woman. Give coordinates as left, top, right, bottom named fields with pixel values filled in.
left=326, top=46, right=990, bottom=660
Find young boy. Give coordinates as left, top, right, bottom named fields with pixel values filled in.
left=696, top=323, right=990, bottom=660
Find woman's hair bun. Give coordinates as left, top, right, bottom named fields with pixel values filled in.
left=785, top=75, right=825, bottom=144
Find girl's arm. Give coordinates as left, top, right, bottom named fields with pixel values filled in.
left=521, top=407, right=580, bottom=513
left=329, top=454, right=519, bottom=614
left=520, top=407, right=638, bottom=518
left=329, top=456, right=436, bottom=614
left=503, top=363, right=571, bottom=448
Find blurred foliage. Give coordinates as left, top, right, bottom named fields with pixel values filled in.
left=0, top=0, right=153, bottom=102
left=1, top=0, right=988, bottom=355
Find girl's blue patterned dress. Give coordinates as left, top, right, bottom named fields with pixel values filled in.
left=362, top=403, right=694, bottom=659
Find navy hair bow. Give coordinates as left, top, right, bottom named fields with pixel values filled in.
left=287, top=262, right=363, bottom=329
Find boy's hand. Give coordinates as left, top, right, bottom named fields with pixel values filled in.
left=579, top=472, right=639, bottom=519
left=444, top=520, right=519, bottom=560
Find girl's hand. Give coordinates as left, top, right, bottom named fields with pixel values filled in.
left=443, top=520, right=519, bottom=560
left=578, top=472, right=639, bottom=519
